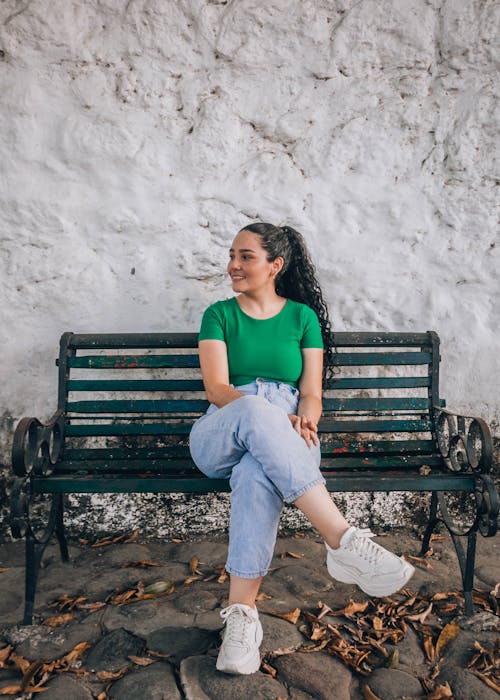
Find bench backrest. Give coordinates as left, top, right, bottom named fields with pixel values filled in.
left=56, top=331, right=442, bottom=476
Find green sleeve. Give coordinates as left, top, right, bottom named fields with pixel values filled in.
left=300, top=306, right=324, bottom=348
left=198, top=303, right=226, bottom=342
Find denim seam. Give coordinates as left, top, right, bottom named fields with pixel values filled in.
left=283, top=475, right=326, bottom=504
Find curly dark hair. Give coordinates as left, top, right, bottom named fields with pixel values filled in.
left=240, top=222, right=334, bottom=380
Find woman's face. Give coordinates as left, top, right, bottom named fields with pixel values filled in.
left=227, top=230, right=283, bottom=295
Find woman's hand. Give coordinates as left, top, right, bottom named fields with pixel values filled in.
left=288, top=414, right=319, bottom=447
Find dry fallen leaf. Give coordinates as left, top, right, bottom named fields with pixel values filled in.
left=280, top=551, right=304, bottom=559
left=267, top=608, right=301, bottom=624
left=406, top=602, right=433, bottom=623
left=128, top=655, right=154, bottom=666
left=0, top=646, right=13, bottom=665
left=43, top=613, right=75, bottom=627
left=261, top=661, right=277, bottom=677
left=0, top=686, right=22, bottom=695
left=426, top=681, right=454, bottom=699
left=124, top=530, right=139, bottom=543
left=255, top=592, right=272, bottom=601
left=435, top=621, right=459, bottom=659
left=470, top=670, right=500, bottom=694
left=403, top=554, right=433, bottom=569
left=189, top=556, right=202, bottom=575
left=62, top=641, right=92, bottom=664
left=362, top=683, right=382, bottom=700
left=0, top=568, right=9, bottom=574
left=329, top=600, right=370, bottom=617
left=97, top=666, right=128, bottom=681
left=97, top=693, right=108, bottom=700
left=9, top=651, right=30, bottom=674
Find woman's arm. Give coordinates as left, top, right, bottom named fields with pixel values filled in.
left=198, top=339, right=244, bottom=407
left=290, top=348, right=324, bottom=447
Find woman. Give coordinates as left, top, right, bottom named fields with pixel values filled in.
left=189, top=223, right=414, bottom=675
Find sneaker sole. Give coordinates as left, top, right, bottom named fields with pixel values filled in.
left=327, top=558, right=415, bottom=597
left=216, top=648, right=261, bottom=675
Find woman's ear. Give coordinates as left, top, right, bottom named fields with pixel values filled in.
left=272, top=256, right=284, bottom=277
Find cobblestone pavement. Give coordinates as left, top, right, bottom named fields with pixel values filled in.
left=0, top=528, right=498, bottom=699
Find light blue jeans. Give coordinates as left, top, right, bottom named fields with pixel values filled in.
left=189, top=379, right=325, bottom=578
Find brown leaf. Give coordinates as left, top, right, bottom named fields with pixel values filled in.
left=406, top=602, right=433, bottom=623
left=266, top=608, right=300, bottom=625
left=111, top=589, right=138, bottom=605
left=280, top=551, right=304, bottom=559
left=189, top=556, right=201, bottom=575
left=128, top=655, right=154, bottom=666
left=330, top=600, right=370, bottom=617
left=0, top=568, right=9, bottom=573
left=403, top=554, right=432, bottom=569
left=78, top=602, right=107, bottom=612
left=362, top=684, right=382, bottom=700
left=217, top=568, right=228, bottom=584
left=62, top=642, right=92, bottom=664
left=310, top=625, right=327, bottom=641
left=43, top=613, right=75, bottom=627
left=126, top=560, right=162, bottom=568
left=183, top=575, right=202, bottom=586
left=97, top=693, right=108, bottom=700
left=435, top=622, right=459, bottom=659
left=423, top=633, right=435, bottom=662
left=124, top=529, right=139, bottom=543
left=147, top=650, right=171, bottom=658
left=0, top=686, right=22, bottom=695
left=97, top=666, right=128, bottom=681
left=372, top=616, right=383, bottom=631
left=10, top=651, right=30, bottom=674
left=387, top=649, right=399, bottom=668
left=260, top=661, right=277, bottom=677
left=0, top=645, right=13, bottom=665
left=21, top=660, right=44, bottom=691
left=426, top=681, right=454, bottom=699
left=430, top=534, right=446, bottom=542
left=255, top=592, right=272, bottom=601
left=470, top=670, right=500, bottom=694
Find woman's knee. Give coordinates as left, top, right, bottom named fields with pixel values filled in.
left=235, top=394, right=290, bottom=428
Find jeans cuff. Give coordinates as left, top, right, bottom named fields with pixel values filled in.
left=225, top=563, right=270, bottom=579
left=284, top=475, right=326, bottom=504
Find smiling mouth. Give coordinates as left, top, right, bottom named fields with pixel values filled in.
left=231, top=275, right=246, bottom=280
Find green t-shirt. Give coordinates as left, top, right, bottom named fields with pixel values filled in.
left=198, top=297, right=323, bottom=387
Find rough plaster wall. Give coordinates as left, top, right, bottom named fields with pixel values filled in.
left=0, top=0, right=498, bottom=537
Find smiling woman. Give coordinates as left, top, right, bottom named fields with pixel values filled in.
left=189, top=222, right=414, bottom=675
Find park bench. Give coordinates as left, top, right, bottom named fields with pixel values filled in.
left=10, top=331, right=499, bottom=624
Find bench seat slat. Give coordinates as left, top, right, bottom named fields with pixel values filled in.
left=63, top=440, right=438, bottom=462
left=32, top=472, right=475, bottom=494
left=55, top=454, right=444, bottom=474
left=323, top=398, right=431, bottom=411
left=318, top=419, right=432, bottom=432
left=67, top=379, right=206, bottom=391
left=66, top=399, right=209, bottom=413
left=68, top=355, right=200, bottom=369
left=332, top=352, right=432, bottom=366
left=65, top=423, right=194, bottom=436
left=325, top=377, right=431, bottom=389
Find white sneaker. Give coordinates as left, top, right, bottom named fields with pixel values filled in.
left=216, top=603, right=263, bottom=675
left=326, top=526, right=415, bottom=597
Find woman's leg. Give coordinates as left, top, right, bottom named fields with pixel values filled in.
left=294, top=483, right=350, bottom=549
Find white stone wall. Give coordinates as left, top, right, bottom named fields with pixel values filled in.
left=0, top=0, right=498, bottom=534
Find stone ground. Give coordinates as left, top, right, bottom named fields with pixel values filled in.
left=0, top=528, right=498, bottom=700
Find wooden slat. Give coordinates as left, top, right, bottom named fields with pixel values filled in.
left=32, top=472, right=475, bottom=495
left=318, top=419, right=432, bottom=433
left=320, top=439, right=436, bottom=455
left=66, top=399, right=209, bottom=413
left=325, top=377, right=431, bottom=389
left=65, top=423, right=194, bottom=436
left=68, top=355, right=200, bottom=369
left=56, top=459, right=198, bottom=473
left=64, top=447, right=190, bottom=460
left=67, top=379, right=205, bottom=391
left=332, top=352, right=432, bottom=366
left=322, top=397, right=430, bottom=411
left=321, top=455, right=443, bottom=469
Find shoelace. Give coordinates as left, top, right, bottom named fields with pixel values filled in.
left=344, top=528, right=386, bottom=566
left=220, top=604, right=255, bottom=646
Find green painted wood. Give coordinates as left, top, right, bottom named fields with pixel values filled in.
left=65, top=423, right=194, bottom=436
left=322, top=397, right=431, bottom=411
left=318, top=419, right=432, bottom=432
left=66, top=399, right=209, bottom=413
left=332, top=352, right=432, bottom=366
left=67, top=379, right=206, bottom=391
left=68, top=355, right=200, bottom=369
left=56, top=459, right=198, bottom=473
left=324, top=377, right=432, bottom=389
left=64, top=447, right=191, bottom=460
left=320, top=439, right=437, bottom=454
left=31, top=472, right=475, bottom=495
left=321, top=455, right=443, bottom=469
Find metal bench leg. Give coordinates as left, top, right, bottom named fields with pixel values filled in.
left=447, top=527, right=476, bottom=616
left=420, top=491, right=439, bottom=557
left=54, top=494, right=69, bottom=562
left=24, top=531, right=45, bottom=625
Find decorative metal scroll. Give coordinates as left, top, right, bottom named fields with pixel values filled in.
left=434, top=407, right=498, bottom=537
left=12, top=411, right=64, bottom=477
left=434, top=407, right=493, bottom=474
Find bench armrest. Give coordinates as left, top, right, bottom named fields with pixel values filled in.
left=433, top=406, right=498, bottom=537
left=12, top=410, right=65, bottom=477
left=433, top=406, right=495, bottom=475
